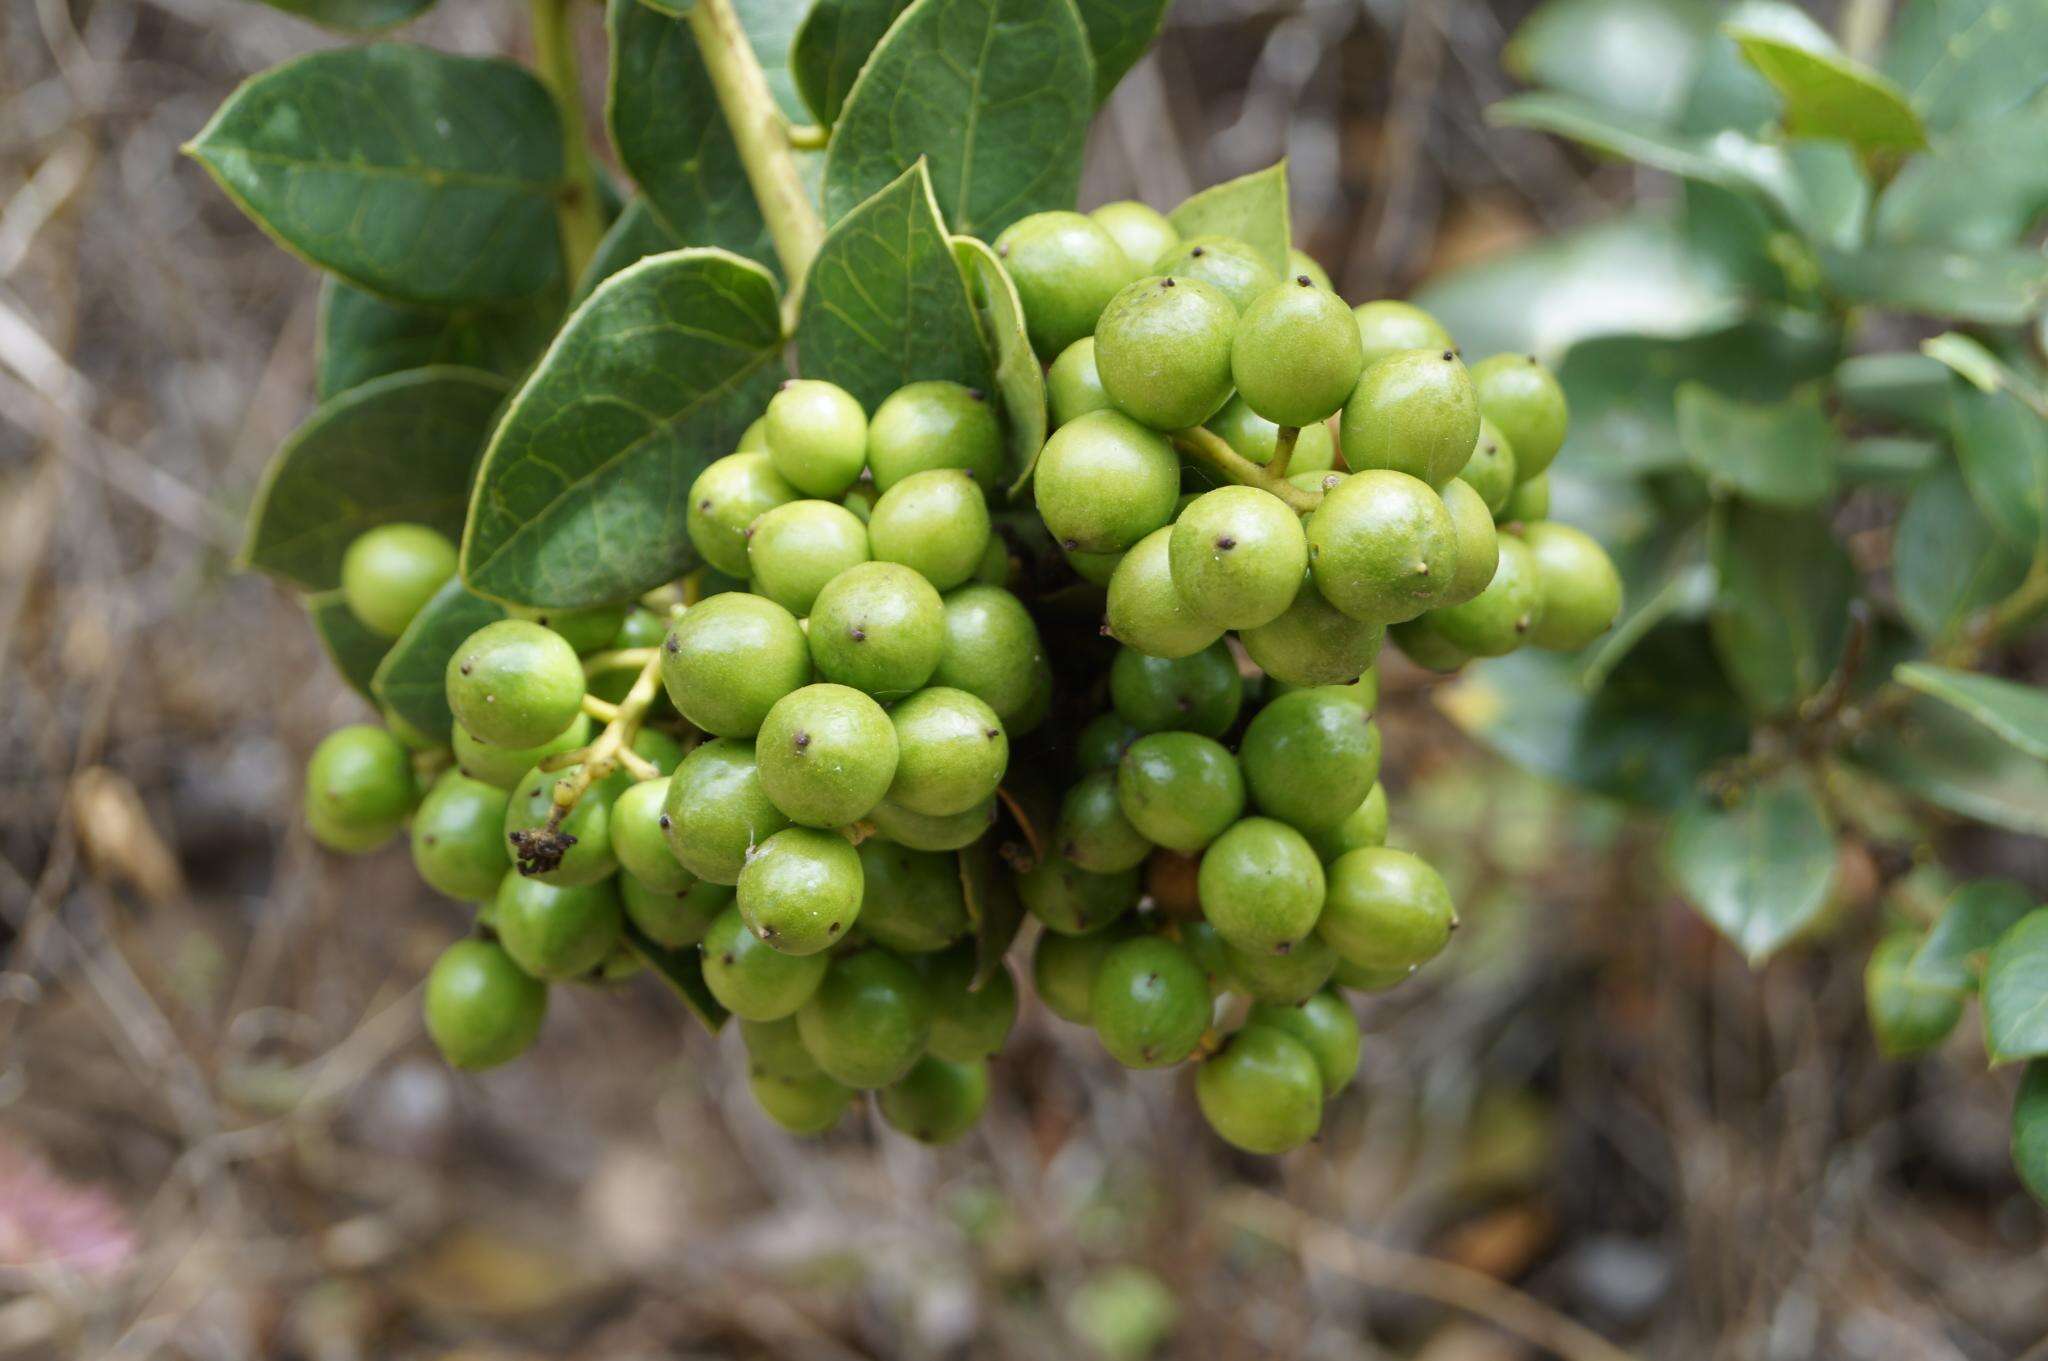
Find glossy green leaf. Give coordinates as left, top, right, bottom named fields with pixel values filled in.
left=1819, top=242, right=2048, bottom=323
left=631, top=0, right=814, bottom=120
left=1833, top=351, right=1953, bottom=431
left=1867, top=931, right=1966, bottom=1056
left=573, top=197, right=684, bottom=304
left=1984, top=908, right=2048, bottom=1063
left=370, top=577, right=506, bottom=738
left=959, top=839, right=1024, bottom=988
left=1951, top=381, right=2048, bottom=550
left=1072, top=0, right=1171, bottom=102
left=1708, top=503, right=1854, bottom=715
left=249, top=0, right=435, bottom=34
left=1897, top=663, right=2048, bottom=762
left=796, top=162, right=993, bottom=411
left=621, top=918, right=729, bottom=1032
left=1849, top=693, right=2048, bottom=835
left=1677, top=1, right=1836, bottom=135
left=462, top=249, right=785, bottom=608
left=1838, top=436, right=1941, bottom=487
left=187, top=45, right=565, bottom=306
left=1884, top=0, right=2048, bottom=130
left=1680, top=383, right=1838, bottom=506
left=792, top=0, right=914, bottom=125
left=316, top=278, right=558, bottom=401
left=1875, top=104, right=2048, bottom=251
left=1893, top=464, right=2030, bottom=642
left=1922, top=330, right=2011, bottom=393
left=2013, top=1060, right=2048, bottom=1203
left=245, top=367, right=509, bottom=591
left=1167, top=161, right=1292, bottom=278
left=949, top=236, right=1047, bottom=493
left=1665, top=768, right=1837, bottom=965
left=1506, top=0, right=1716, bottom=125
left=1907, top=877, right=2036, bottom=993
left=306, top=590, right=391, bottom=702
left=822, top=0, right=1094, bottom=238
left=1730, top=28, right=1928, bottom=151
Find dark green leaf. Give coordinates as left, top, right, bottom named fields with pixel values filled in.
left=1166, top=161, right=1292, bottom=277
left=1893, top=464, right=2030, bottom=642
left=621, top=917, right=729, bottom=1032
left=792, top=0, right=914, bottom=125
left=1984, top=907, right=2048, bottom=1063
left=306, top=590, right=391, bottom=703
left=632, top=0, right=815, bottom=120
left=370, top=578, right=506, bottom=738
left=1952, top=380, right=2048, bottom=550
left=1665, top=768, right=1838, bottom=964
left=1833, top=351, right=1953, bottom=432
left=317, top=278, right=558, bottom=401
left=1729, top=28, right=1928, bottom=151
left=1072, top=0, right=1171, bottom=102
left=187, top=45, right=564, bottom=306
left=2013, top=1061, right=2048, bottom=1203
left=1819, top=242, right=2048, bottom=323
left=572, top=197, right=684, bottom=304
left=958, top=840, right=1024, bottom=988
left=249, top=0, right=435, bottom=34
left=1838, top=436, right=1941, bottom=487
left=1883, top=0, right=2048, bottom=129
left=1505, top=0, right=1717, bottom=125
left=1875, top=104, right=2048, bottom=250
left=1897, top=663, right=2048, bottom=761
left=1848, top=693, right=2048, bottom=835
left=950, top=236, right=1047, bottom=494
left=1708, top=502, right=1855, bottom=715
left=1680, top=383, right=1838, bottom=506
left=796, top=162, right=994, bottom=411
left=1907, top=877, right=2035, bottom=993
left=822, top=0, right=1094, bottom=238
left=1867, top=931, right=1966, bottom=1056
left=462, top=249, right=785, bottom=608
left=244, top=367, right=509, bottom=591
left=1578, top=525, right=1714, bottom=688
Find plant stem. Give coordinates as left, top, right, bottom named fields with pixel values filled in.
left=685, top=0, right=826, bottom=294
left=1839, top=0, right=1891, bottom=63
left=511, top=651, right=667, bottom=875
left=1268, top=426, right=1301, bottom=479
left=786, top=122, right=829, bottom=150
left=1172, top=425, right=1321, bottom=512
left=531, top=0, right=605, bottom=283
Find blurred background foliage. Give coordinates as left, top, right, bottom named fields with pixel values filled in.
left=3, top=0, right=2047, bottom=1357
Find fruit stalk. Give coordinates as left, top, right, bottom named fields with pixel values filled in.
left=1171, top=425, right=1321, bottom=513
left=530, top=0, right=606, bottom=282
left=512, top=650, right=666, bottom=873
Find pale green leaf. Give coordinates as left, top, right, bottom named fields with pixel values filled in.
left=1875, top=103, right=2048, bottom=250
left=1730, top=27, right=1928, bottom=151
left=1506, top=0, right=1717, bottom=125
left=1849, top=693, right=2048, bottom=835
left=1679, top=382, right=1838, bottom=506
left=1884, top=0, right=2048, bottom=129
left=950, top=236, right=1046, bottom=493
left=1897, top=663, right=2048, bottom=762
left=1907, top=877, right=2036, bottom=993
left=1867, top=930, right=1965, bottom=1056
left=1984, top=908, right=2048, bottom=1063
left=1166, top=161, right=1291, bottom=277
left=1819, top=242, right=2048, bottom=323
left=1665, top=768, right=1838, bottom=964
left=1893, top=464, right=2029, bottom=641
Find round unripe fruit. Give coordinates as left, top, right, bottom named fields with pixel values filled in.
left=1075, top=712, right=1143, bottom=773
left=764, top=379, right=868, bottom=498
left=1240, top=689, right=1381, bottom=833
left=1231, top=277, right=1365, bottom=427
left=1333, top=957, right=1414, bottom=992
left=1500, top=473, right=1550, bottom=523
left=1288, top=248, right=1332, bottom=291
left=1318, top=847, right=1455, bottom=971
left=661, top=738, right=791, bottom=884
left=503, top=762, right=627, bottom=887
left=1238, top=586, right=1384, bottom=687
left=341, top=523, right=456, bottom=638
left=688, top=452, right=798, bottom=577
left=1195, top=1025, right=1324, bottom=1154
left=509, top=602, right=628, bottom=656
left=1116, top=732, right=1244, bottom=852
left=446, top=620, right=585, bottom=750
left=411, top=771, right=513, bottom=901
left=702, top=905, right=829, bottom=1020
left=867, top=469, right=991, bottom=592
left=1387, top=615, right=1470, bottom=673
left=1520, top=522, right=1623, bottom=651
left=1109, top=643, right=1243, bottom=736
left=887, top=687, right=1007, bottom=818
left=920, top=949, right=1018, bottom=1062
left=1204, top=395, right=1337, bottom=473
left=856, top=839, right=969, bottom=953
left=737, top=417, right=769, bottom=451
left=1430, top=532, right=1543, bottom=657
left=746, top=500, right=870, bottom=617
left=879, top=1055, right=988, bottom=1143
left=1169, top=486, right=1309, bottom=630
left=1248, top=992, right=1359, bottom=1096
left=424, top=939, right=546, bottom=1070
left=1048, top=337, right=1113, bottom=427
left=1056, top=770, right=1153, bottom=873
left=1031, top=926, right=1127, bottom=1024
left=1197, top=816, right=1325, bottom=954
left=1091, top=936, right=1212, bottom=1068
left=1034, top=409, right=1181, bottom=554
left=1156, top=236, right=1279, bottom=313
left=662, top=592, right=812, bottom=737
left=743, top=1014, right=822, bottom=1080
left=1066, top=547, right=1124, bottom=586
left=995, top=211, right=1139, bottom=360
left=1340, top=349, right=1482, bottom=489
left=933, top=585, right=1050, bottom=727
left=806, top=562, right=945, bottom=702
left=757, top=684, right=899, bottom=829
left=1106, top=526, right=1224, bottom=659
left=1438, top=478, right=1502, bottom=613
left=866, top=795, right=998, bottom=852
left=1090, top=200, right=1179, bottom=271
left=1352, top=300, right=1452, bottom=367
left=737, top=825, right=863, bottom=955
left=1224, top=933, right=1337, bottom=1004
left=750, top=1070, right=853, bottom=1134
left=1306, top=783, right=1388, bottom=861
left=620, top=874, right=731, bottom=949
left=495, top=872, right=622, bottom=981
left=796, top=948, right=934, bottom=1089
left=1457, top=418, right=1518, bottom=514
left=1469, top=354, right=1568, bottom=480
left=1021, top=856, right=1142, bottom=936
left=1094, top=275, right=1238, bottom=431
left=304, top=725, right=416, bottom=850
left=867, top=380, right=1003, bottom=491
left=1305, top=469, right=1459, bottom=625
left=453, top=712, right=592, bottom=790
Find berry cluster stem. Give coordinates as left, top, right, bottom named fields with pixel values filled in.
left=541, top=652, right=665, bottom=822
left=530, top=0, right=605, bottom=283
left=1171, top=426, right=1322, bottom=513
left=1267, top=426, right=1301, bottom=479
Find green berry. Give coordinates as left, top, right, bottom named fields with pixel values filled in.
left=662, top=592, right=812, bottom=737
left=1169, top=486, right=1308, bottom=630
left=1094, top=275, right=1238, bottom=430
left=509, top=602, right=629, bottom=655
left=1091, top=935, right=1212, bottom=1068
left=661, top=738, right=791, bottom=884
left=1248, top=992, right=1359, bottom=1096
left=494, top=872, right=622, bottom=981
left=1066, top=546, right=1125, bottom=586
left=701, top=903, right=829, bottom=1020
left=304, top=724, right=416, bottom=851
left=1230, top=277, right=1365, bottom=427
left=1178, top=919, right=1235, bottom=995
left=746, top=499, right=870, bottom=617
left=750, top=1070, right=854, bottom=1134
left=973, top=534, right=1011, bottom=587
left=757, top=683, right=899, bottom=829
left=867, top=380, right=1003, bottom=491
left=1155, top=236, right=1279, bottom=313
left=1204, top=395, right=1337, bottom=473
left=1318, top=847, right=1454, bottom=971
left=1340, top=349, right=1482, bottom=489
left=994, top=210, right=1140, bottom=360
left=1457, top=418, right=1518, bottom=514
left=866, top=795, right=998, bottom=851
left=1109, top=642, right=1243, bottom=736
left=1306, top=783, right=1388, bottom=861
left=1520, top=522, right=1622, bottom=651
left=1240, top=689, right=1381, bottom=833
left=842, top=484, right=877, bottom=523
left=796, top=948, right=934, bottom=1089
left=424, top=939, right=546, bottom=1070
left=1223, top=933, right=1337, bottom=1004
left=1437, top=477, right=1501, bottom=609
left=411, top=770, right=512, bottom=901
left=1351, top=300, right=1452, bottom=367
left=737, top=416, right=769, bottom=452
left=454, top=712, right=592, bottom=790
left=1287, top=248, right=1333, bottom=291
left=806, top=562, right=945, bottom=701
left=868, top=469, right=991, bottom=592
left=1048, top=337, right=1113, bottom=427
left=932, top=585, right=1051, bottom=727
left=856, top=839, right=970, bottom=953
left=1430, top=532, right=1543, bottom=657
left=737, top=825, right=864, bottom=955
left=765, top=379, right=868, bottom=498
left=1305, top=469, right=1459, bottom=625
left=1116, top=732, right=1245, bottom=852
left=1332, top=957, right=1414, bottom=992
left=446, top=620, right=586, bottom=750
left=879, top=1055, right=988, bottom=1143
left=1238, top=587, right=1384, bottom=687
left=380, top=704, right=443, bottom=752
left=1021, top=855, right=1141, bottom=936
left=341, top=523, right=455, bottom=638
left=1469, top=353, right=1568, bottom=480
left=1056, top=770, right=1153, bottom=873
left=503, top=762, right=628, bottom=886
left=1075, top=712, right=1143, bottom=772
left=1090, top=200, right=1180, bottom=270
left=1387, top=615, right=1471, bottom=673
left=1499, top=472, right=1550, bottom=523
left=1196, top=816, right=1325, bottom=953
left=1034, top=409, right=1181, bottom=553
left=620, top=872, right=731, bottom=949
left=920, top=949, right=1018, bottom=1061
left=629, top=727, right=686, bottom=777
left=886, top=687, right=1008, bottom=818
left=1032, top=926, right=1126, bottom=1024
left=1106, top=526, right=1224, bottom=659
left=742, top=1014, right=821, bottom=1080
left=688, top=451, right=799, bottom=577
left=1195, top=1025, right=1323, bottom=1154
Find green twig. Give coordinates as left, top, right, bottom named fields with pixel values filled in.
left=786, top=122, right=829, bottom=150
left=1172, top=425, right=1321, bottom=512
left=511, top=651, right=666, bottom=875
left=531, top=0, right=605, bottom=283
left=1267, top=426, right=1301, bottom=479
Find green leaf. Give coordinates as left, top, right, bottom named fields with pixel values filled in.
left=1578, top=525, right=1715, bottom=688
left=1166, top=161, right=1292, bottom=278
left=306, top=590, right=391, bottom=702
left=245, top=367, right=509, bottom=591
left=1849, top=692, right=2048, bottom=835
left=370, top=578, right=506, bottom=738
left=187, top=45, right=565, bottom=306
left=1677, top=1, right=1838, bottom=135
left=1893, top=464, right=2030, bottom=642
left=1923, top=330, right=2011, bottom=392
left=1679, top=383, right=1838, bottom=506
left=462, top=249, right=786, bottom=608
left=631, top=0, right=815, bottom=120
left=1838, top=436, right=1941, bottom=487
left=1951, top=380, right=2048, bottom=550
left=1072, top=0, right=1171, bottom=102
left=792, top=0, right=915, bottom=125
left=607, top=0, right=778, bottom=278
left=822, top=0, right=1094, bottom=238
left=2013, top=1061, right=2048, bottom=1203
left=950, top=236, right=1047, bottom=494
left=316, top=278, right=558, bottom=401
left=572, top=197, right=684, bottom=304
left=959, top=840, right=1024, bottom=988
left=1883, top=0, right=2048, bottom=130
left=1897, top=663, right=2048, bottom=761
left=621, top=917, right=729, bottom=1032
left=1984, top=908, right=2048, bottom=1063
left=1665, top=768, right=1838, bottom=964
left=1875, top=104, right=2048, bottom=251
left=1505, top=0, right=1717, bottom=125
left=796, top=162, right=994, bottom=411
left=1833, top=351, right=1953, bottom=432
left=1867, top=931, right=1966, bottom=1056
left=1907, top=877, right=2036, bottom=994
left=1729, top=27, right=1928, bottom=151
left=248, top=0, right=434, bottom=34
left=1819, top=242, right=2048, bottom=323
left=1708, top=502, right=1855, bottom=715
